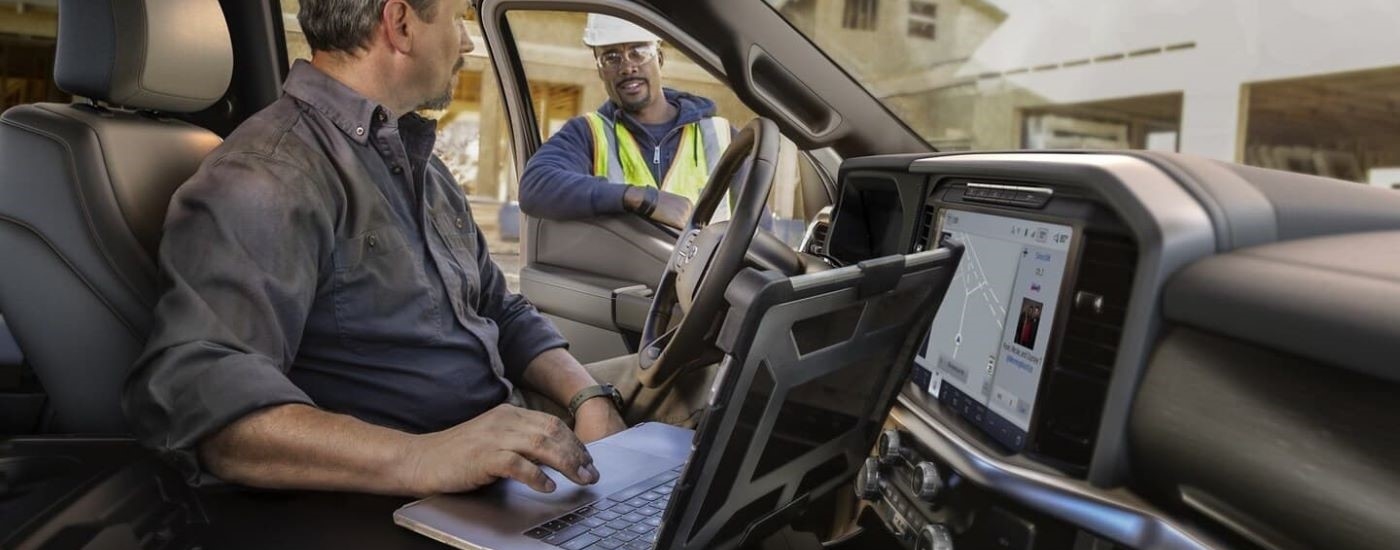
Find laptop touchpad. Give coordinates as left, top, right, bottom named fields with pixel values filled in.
left=513, top=440, right=675, bottom=506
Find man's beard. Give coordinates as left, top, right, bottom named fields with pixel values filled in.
left=618, top=92, right=650, bottom=113
left=418, top=59, right=465, bottom=111
left=419, top=87, right=454, bottom=111
left=613, top=77, right=651, bottom=113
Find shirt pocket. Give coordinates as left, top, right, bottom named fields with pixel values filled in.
left=430, top=209, right=481, bottom=304
left=331, top=226, right=441, bottom=354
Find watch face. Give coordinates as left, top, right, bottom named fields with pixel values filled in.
left=603, top=385, right=625, bottom=413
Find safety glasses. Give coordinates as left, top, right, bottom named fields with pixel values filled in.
left=595, top=43, right=660, bottom=71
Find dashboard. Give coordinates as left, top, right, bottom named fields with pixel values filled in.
left=815, top=151, right=1400, bottom=550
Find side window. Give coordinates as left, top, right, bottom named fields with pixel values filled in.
left=281, top=2, right=525, bottom=287
left=503, top=10, right=831, bottom=247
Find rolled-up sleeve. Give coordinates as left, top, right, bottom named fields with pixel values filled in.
left=123, top=153, right=332, bottom=482
left=470, top=225, right=567, bottom=382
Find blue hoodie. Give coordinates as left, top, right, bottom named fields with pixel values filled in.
left=519, top=88, right=720, bottom=220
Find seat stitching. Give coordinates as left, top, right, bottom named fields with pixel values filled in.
left=4, top=110, right=162, bottom=308
left=0, top=215, right=144, bottom=339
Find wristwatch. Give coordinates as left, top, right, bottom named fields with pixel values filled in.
left=568, top=383, right=624, bottom=418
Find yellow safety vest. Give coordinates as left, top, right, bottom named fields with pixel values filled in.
left=583, top=112, right=732, bottom=204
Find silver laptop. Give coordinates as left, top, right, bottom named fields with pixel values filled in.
left=393, top=248, right=961, bottom=550
left=395, top=421, right=692, bottom=550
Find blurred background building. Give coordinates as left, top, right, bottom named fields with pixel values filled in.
left=5, top=0, right=1400, bottom=276
left=7, top=0, right=1400, bottom=188
left=771, top=0, right=1400, bottom=188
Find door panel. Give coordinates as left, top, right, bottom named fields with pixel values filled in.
left=519, top=265, right=623, bottom=331
left=521, top=216, right=672, bottom=359
left=540, top=314, right=628, bottom=364
left=530, top=216, right=672, bottom=285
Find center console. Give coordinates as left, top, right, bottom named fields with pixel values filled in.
left=847, top=177, right=1135, bottom=549
left=820, top=153, right=1217, bottom=550
left=908, top=179, right=1139, bottom=475
left=830, top=171, right=1137, bottom=465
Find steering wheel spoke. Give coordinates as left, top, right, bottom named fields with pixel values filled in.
left=638, top=325, right=677, bottom=371
left=747, top=227, right=805, bottom=275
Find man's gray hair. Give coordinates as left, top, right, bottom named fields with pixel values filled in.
left=299, top=0, right=441, bottom=54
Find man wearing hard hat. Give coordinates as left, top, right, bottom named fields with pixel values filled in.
left=519, top=14, right=732, bottom=229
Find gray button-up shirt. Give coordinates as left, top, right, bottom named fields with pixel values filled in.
left=125, top=61, right=566, bottom=478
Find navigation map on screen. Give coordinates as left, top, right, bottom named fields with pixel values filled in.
left=913, top=209, right=1073, bottom=450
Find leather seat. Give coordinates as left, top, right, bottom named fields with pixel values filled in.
left=0, top=0, right=233, bottom=433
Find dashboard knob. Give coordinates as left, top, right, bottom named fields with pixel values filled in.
left=912, top=461, right=944, bottom=501
left=916, top=524, right=954, bottom=550
left=877, top=429, right=904, bottom=465
left=855, top=457, right=882, bottom=501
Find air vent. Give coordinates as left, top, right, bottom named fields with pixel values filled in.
left=806, top=222, right=830, bottom=255
left=1059, top=234, right=1136, bottom=379
left=914, top=203, right=937, bottom=251
left=800, top=205, right=834, bottom=257
left=1032, top=232, right=1137, bottom=471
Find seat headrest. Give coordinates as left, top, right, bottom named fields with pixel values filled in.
left=54, top=0, right=234, bottom=113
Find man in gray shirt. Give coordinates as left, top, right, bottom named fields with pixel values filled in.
left=124, top=0, right=624, bottom=496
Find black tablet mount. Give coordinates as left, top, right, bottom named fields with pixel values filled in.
left=661, top=245, right=962, bottom=550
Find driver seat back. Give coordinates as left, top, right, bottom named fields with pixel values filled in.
left=0, top=0, right=233, bottom=433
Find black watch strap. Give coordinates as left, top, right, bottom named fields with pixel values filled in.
left=568, top=384, right=622, bottom=418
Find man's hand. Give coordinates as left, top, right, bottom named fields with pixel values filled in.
left=398, top=404, right=600, bottom=496
left=573, top=398, right=627, bottom=444
left=624, top=186, right=693, bottom=229
left=650, top=190, right=693, bottom=230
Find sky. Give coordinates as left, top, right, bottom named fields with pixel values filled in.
left=966, top=0, right=1400, bottom=83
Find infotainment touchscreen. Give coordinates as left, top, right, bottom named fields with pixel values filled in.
left=912, top=209, right=1074, bottom=451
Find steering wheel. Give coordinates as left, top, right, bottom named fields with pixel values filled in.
left=637, top=118, right=802, bottom=388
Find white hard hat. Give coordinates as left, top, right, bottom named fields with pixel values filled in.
left=582, top=14, right=660, bottom=47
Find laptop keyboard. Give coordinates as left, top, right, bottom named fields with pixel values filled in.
left=523, top=465, right=684, bottom=550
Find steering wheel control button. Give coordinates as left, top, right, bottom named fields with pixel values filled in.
left=856, top=457, right=882, bottom=501
left=913, top=461, right=944, bottom=502
left=675, top=231, right=700, bottom=272
left=917, top=524, right=954, bottom=550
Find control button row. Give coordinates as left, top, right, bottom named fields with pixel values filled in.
left=962, top=185, right=1050, bottom=208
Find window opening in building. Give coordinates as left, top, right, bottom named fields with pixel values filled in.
left=1243, top=66, right=1400, bottom=187
left=908, top=1, right=937, bottom=40
left=843, top=0, right=879, bottom=31
left=1021, top=93, right=1183, bottom=151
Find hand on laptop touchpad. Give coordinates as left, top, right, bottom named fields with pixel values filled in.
left=512, top=466, right=603, bottom=505
left=513, top=441, right=669, bottom=504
